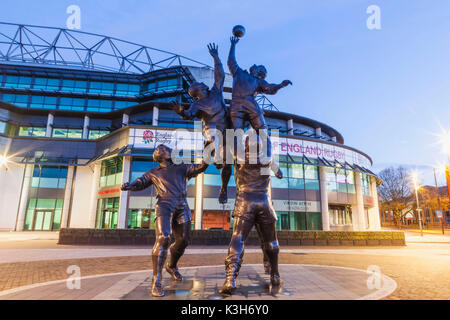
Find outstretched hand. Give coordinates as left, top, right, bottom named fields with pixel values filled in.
left=275, top=168, right=283, bottom=179
left=207, top=43, right=218, bottom=57
left=170, top=99, right=184, bottom=114
left=281, top=80, right=292, bottom=87
left=230, top=36, right=240, bottom=45
left=121, top=182, right=131, bottom=191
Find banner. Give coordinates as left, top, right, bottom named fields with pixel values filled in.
left=128, top=128, right=372, bottom=168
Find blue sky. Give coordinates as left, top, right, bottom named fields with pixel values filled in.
left=0, top=0, right=449, bottom=185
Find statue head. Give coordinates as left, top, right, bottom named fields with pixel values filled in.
left=188, top=82, right=209, bottom=99
left=153, top=144, right=172, bottom=163
left=249, top=64, right=267, bottom=80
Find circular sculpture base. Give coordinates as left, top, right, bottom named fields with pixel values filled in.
left=0, top=264, right=396, bottom=300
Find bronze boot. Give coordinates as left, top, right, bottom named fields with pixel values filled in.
left=219, top=265, right=238, bottom=296
left=150, top=251, right=167, bottom=297
left=165, top=263, right=183, bottom=281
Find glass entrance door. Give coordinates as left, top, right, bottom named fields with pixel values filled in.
left=33, top=210, right=54, bottom=231
left=102, top=209, right=118, bottom=229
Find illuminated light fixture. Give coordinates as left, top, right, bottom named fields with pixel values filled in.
left=0, top=155, right=8, bottom=167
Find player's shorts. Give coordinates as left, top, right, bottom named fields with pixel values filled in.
left=155, top=198, right=192, bottom=225
left=232, top=192, right=277, bottom=225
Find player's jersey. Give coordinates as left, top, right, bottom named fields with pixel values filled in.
left=138, top=163, right=203, bottom=200
left=234, top=160, right=273, bottom=194
left=231, top=67, right=266, bottom=99
left=191, top=85, right=228, bottom=132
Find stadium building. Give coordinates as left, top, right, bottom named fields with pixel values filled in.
left=0, top=23, right=381, bottom=232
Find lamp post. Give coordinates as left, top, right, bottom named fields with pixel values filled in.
left=433, top=167, right=445, bottom=235
left=412, top=172, right=423, bottom=237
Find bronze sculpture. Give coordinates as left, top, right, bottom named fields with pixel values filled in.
left=172, top=43, right=232, bottom=204
left=227, top=35, right=292, bottom=158
left=219, top=137, right=283, bottom=296
left=121, top=144, right=208, bottom=297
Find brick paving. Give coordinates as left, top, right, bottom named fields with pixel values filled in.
left=0, top=249, right=449, bottom=299
left=0, top=264, right=394, bottom=300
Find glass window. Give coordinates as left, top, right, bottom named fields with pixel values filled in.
left=86, top=99, right=114, bottom=112
left=3, top=75, right=33, bottom=89
left=2, top=93, right=29, bottom=108
left=62, top=79, right=88, bottom=93
left=34, top=77, right=60, bottom=90
left=30, top=96, right=58, bottom=109
left=100, top=157, right=123, bottom=187
left=89, top=81, right=114, bottom=94
left=59, top=97, right=86, bottom=111
left=0, top=121, right=5, bottom=134
left=116, top=83, right=140, bottom=96
left=18, top=126, right=46, bottom=137
left=361, top=173, right=371, bottom=196
left=329, top=205, right=353, bottom=225
left=52, top=128, right=82, bottom=139
left=96, top=197, right=120, bottom=229
left=88, top=129, right=109, bottom=140
left=115, top=101, right=136, bottom=110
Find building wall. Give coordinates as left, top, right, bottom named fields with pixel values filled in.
left=0, top=163, right=25, bottom=230
left=69, top=165, right=96, bottom=228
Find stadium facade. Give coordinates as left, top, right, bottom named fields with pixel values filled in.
left=0, top=23, right=381, bottom=232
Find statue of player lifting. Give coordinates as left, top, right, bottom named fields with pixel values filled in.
left=172, top=43, right=232, bottom=204
left=219, top=136, right=284, bottom=296
left=121, top=144, right=208, bottom=297
left=228, top=27, right=292, bottom=159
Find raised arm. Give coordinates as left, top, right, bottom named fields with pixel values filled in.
left=171, top=100, right=198, bottom=120
left=228, top=36, right=240, bottom=76
left=258, top=80, right=292, bottom=95
left=271, top=161, right=283, bottom=179
left=186, top=160, right=209, bottom=179
left=121, top=171, right=153, bottom=191
left=208, top=43, right=225, bottom=91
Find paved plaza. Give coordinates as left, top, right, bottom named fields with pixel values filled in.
left=0, top=264, right=396, bottom=300
left=0, top=231, right=449, bottom=300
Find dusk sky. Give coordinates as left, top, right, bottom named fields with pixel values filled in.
left=1, top=0, right=449, bottom=185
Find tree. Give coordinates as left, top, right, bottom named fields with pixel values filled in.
left=377, top=166, right=414, bottom=226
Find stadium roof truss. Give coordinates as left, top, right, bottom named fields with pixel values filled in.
left=0, top=22, right=210, bottom=74
left=0, top=22, right=280, bottom=111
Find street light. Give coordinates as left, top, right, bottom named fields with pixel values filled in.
left=433, top=164, right=447, bottom=235
left=411, top=171, right=423, bottom=237
left=0, top=155, right=9, bottom=168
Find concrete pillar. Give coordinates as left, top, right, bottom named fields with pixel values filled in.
left=331, top=136, right=337, bottom=142
left=353, top=171, right=366, bottom=231
left=82, top=115, right=90, bottom=140
left=152, top=106, right=159, bottom=126
left=369, top=176, right=381, bottom=230
left=45, top=113, right=54, bottom=137
left=118, top=156, right=131, bottom=229
left=315, top=127, right=322, bottom=138
left=318, top=166, right=330, bottom=231
left=60, top=166, right=75, bottom=229
left=15, top=164, right=33, bottom=231
left=194, top=157, right=204, bottom=230
left=88, top=163, right=101, bottom=228
left=287, top=119, right=294, bottom=135
left=122, top=113, right=129, bottom=127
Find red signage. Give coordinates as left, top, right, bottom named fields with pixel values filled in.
left=446, top=165, right=450, bottom=199
left=98, top=188, right=121, bottom=195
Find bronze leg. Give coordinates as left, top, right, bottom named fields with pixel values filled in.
left=255, top=223, right=271, bottom=274
left=151, top=215, right=171, bottom=297
left=220, top=217, right=254, bottom=295
left=166, top=220, right=190, bottom=281
left=257, top=222, right=281, bottom=286
left=219, top=164, right=232, bottom=204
